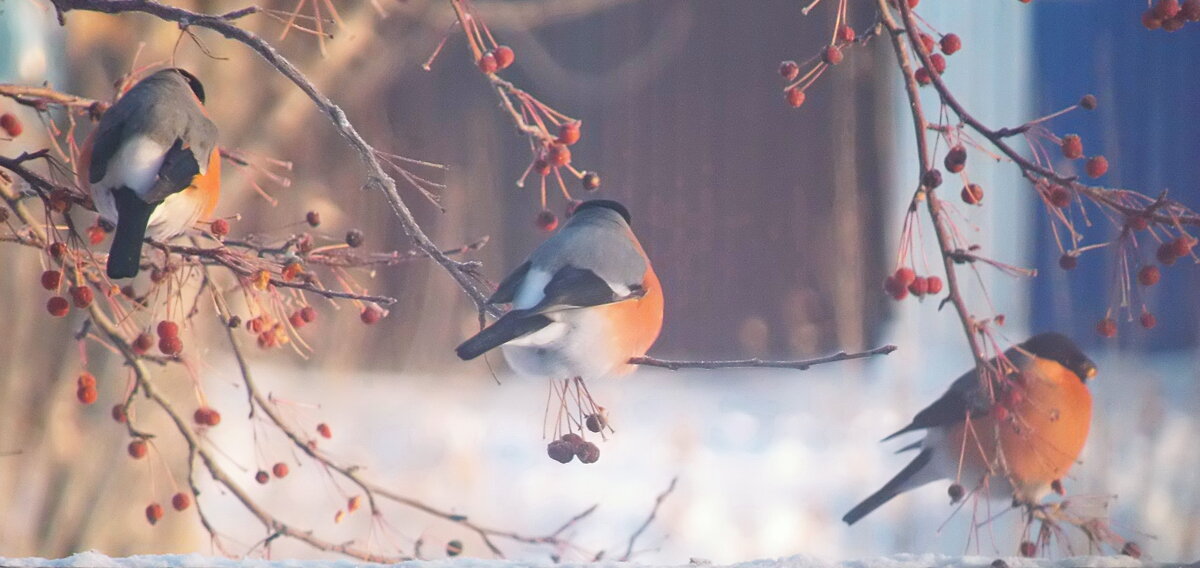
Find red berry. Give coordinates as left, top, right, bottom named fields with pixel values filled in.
left=581, top=171, right=601, bottom=191
left=560, top=432, right=584, bottom=449
left=547, top=143, right=571, bottom=166
left=146, top=503, right=164, bottom=525
left=907, top=276, right=928, bottom=297
left=288, top=311, right=306, bottom=329
left=1060, top=134, right=1083, bottom=160
left=1019, top=541, right=1037, bottom=558
left=172, top=492, right=192, bottom=511
left=348, top=495, right=362, bottom=512
left=112, top=404, right=128, bottom=423
left=535, top=209, right=559, bottom=232
left=822, top=45, right=843, bottom=65
left=585, top=413, right=607, bottom=433
left=133, top=333, right=154, bottom=354
left=317, top=423, right=332, bottom=439
left=0, top=113, right=22, bottom=137
left=925, top=276, right=943, bottom=294
left=962, top=184, right=983, bottom=205
left=1155, top=0, right=1182, bottom=19
left=70, top=285, right=93, bottom=308
left=915, top=67, right=932, bottom=85
left=1158, top=242, right=1179, bottom=265
left=929, top=53, right=947, bottom=74
left=940, top=33, right=962, bottom=55
left=158, top=336, right=183, bottom=356
left=1096, top=318, right=1117, bottom=338
left=77, top=372, right=96, bottom=388
left=255, top=470, right=270, bottom=484
left=47, top=296, right=70, bottom=317
left=532, top=158, right=551, bottom=177
left=193, top=407, right=221, bottom=426
left=1080, top=94, right=1098, bottom=110
left=477, top=52, right=498, bottom=74
left=556, top=121, right=581, bottom=146
left=77, top=386, right=97, bottom=404
left=210, top=218, right=229, bottom=237
left=918, top=33, right=935, bottom=54
left=785, top=87, right=806, bottom=108
left=494, top=45, right=515, bottom=70
left=300, top=306, right=317, bottom=323
left=894, top=267, right=916, bottom=287
left=40, top=270, right=62, bottom=290
left=1143, top=9, right=1164, bottom=29
left=922, top=169, right=943, bottom=188
left=272, top=462, right=289, bottom=478
left=1085, top=156, right=1108, bottom=178
left=360, top=306, right=384, bottom=325
left=1138, top=265, right=1161, bottom=286
left=838, top=25, right=855, bottom=43
left=1182, top=0, right=1200, bottom=20
left=48, top=242, right=67, bottom=259
left=1169, top=235, right=1195, bottom=257
left=128, top=439, right=148, bottom=459
left=1058, top=254, right=1078, bottom=270
left=1048, top=185, right=1072, bottom=208
left=1140, top=312, right=1157, bottom=329
left=779, top=60, right=800, bottom=81
left=157, top=320, right=179, bottom=339
left=305, top=211, right=321, bottom=227
left=87, top=224, right=106, bottom=245
left=944, top=145, right=966, bottom=173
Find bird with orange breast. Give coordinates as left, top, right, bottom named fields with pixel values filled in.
left=843, top=332, right=1096, bottom=525
left=456, top=199, right=664, bottom=387
left=80, top=68, right=220, bottom=279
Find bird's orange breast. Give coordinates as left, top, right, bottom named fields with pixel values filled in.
left=598, top=266, right=664, bottom=376
left=187, top=147, right=222, bottom=220
left=946, top=358, right=1092, bottom=502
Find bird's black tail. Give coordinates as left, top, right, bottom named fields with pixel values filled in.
left=107, top=188, right=157, bottom=279
left=842, top=448, right=932, bottom=525
left=455, top=312, right=552, bottom=360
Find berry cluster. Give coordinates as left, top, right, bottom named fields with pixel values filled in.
left=1143, top=0, right=1200, bottom=31
left=780, top=0, right=859, bottom=110
left=546, top=432, right=600, bottom=465
left=882, top=267, right=943, bottom=301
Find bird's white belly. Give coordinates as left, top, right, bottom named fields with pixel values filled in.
left=501, top=308, right=617, bottom=380
left=92, top=136, right=202, bottom=240
left=147, top=192, right=203, bottom=240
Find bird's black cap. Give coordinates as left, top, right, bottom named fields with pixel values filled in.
left=1019, top=332, right=1096, bottom=382
left=572, top=199, right=631, bottom=224
left=168, top=68, right=206, bottom=104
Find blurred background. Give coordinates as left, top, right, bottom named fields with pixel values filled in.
left=1, top=0, right=1198, bottom=564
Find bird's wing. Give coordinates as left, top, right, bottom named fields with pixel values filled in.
left=140, top=138, right=202, bottom=203
left=525, top=265, right=644, bottom=315
left=882, top=365, right=993, bottom=441
left=487, top=261, right=531, bottom=305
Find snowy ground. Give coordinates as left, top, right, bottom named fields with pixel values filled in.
left=168, top=344, right=1200, bottom=565
left=0, top=551, right=1161, bottom=568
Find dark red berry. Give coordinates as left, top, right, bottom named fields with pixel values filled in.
left=255, top=470, right=270, bottom=484
left=41, top=270, right=62, bottom=290
left=914, top=67, right=932, bottom=85
left=47, top=296, right=70, bottom=317
left=940, top=33, right=961, bottom=55
left=1060, top=134, right=1083, bottom=160
left=210, top=218, right=229, bottom=236
left=548, top=143, right=571, bottom=166
left=948, top=483, right=965, bottom=503
left=360, top=306, right=384, bottom=324
left=172, top=492, right=192, bottom=511
left=317, top=422, right=332, bottom=438
left=922, top=168, right=942, bottom=188
left=1182, top=0, right=1200, bottom=20
left=535, top=209, right=559, bottom=232
left=306, top=211, right=321, bottom=227
left=962, top=184, right=983, bottom=204
left=918, top=33, right=935, bottom=54
left=585, top=413, right=607, bottom=433
left=944, top=145, right=966, bottom=173
left=838, top=25, right=855, bottom=43
left=128, top=439, right=148, bottom=459
left=928, top=53, right=947, bottom=74
left=300, top=306, right=317, bottom=323
left=1019, top=541, right=1037, bottom=558
left=556, top=122, right=581, bottom=146
left=786, top=87, right=806, bottom=108
left=779, top=60, right=799, bottom=81
left=0, top=113, right=22, bottom=137
left=132, top=333, right=154, bottom=354
left=1048, top=185, right=1072, bottom=208
left=494, top=45, right=515, bottom=70
left=1085, top=156, right=1108, bottom=178
left=581, top=171, right=601, bottom=191
left=822, top=45, right=843, bottom=65
left=1096, top=318, right=1117, bottom=338
left=345, top=229, right=364, bottom=248
left=1155, top=0, right=1182, bottom=19
left=1058, top=254, right=1078, bottom=270
left=925, top=276, right=943, bottom=294
left=547, top=440, right=574, bottom=463
left=477, top=52, right=498, bottom=74
left=112, top=404, right=128, bottom=423
left=1138, top=265, right=1161, bottom=286
left=1080, top=94, right=1098, bottom=110
left=1140, top=312, right=1157, bottom=329
left=146, top=503, right=164, bottom=525
left=576, top=441, right=600, bottom=464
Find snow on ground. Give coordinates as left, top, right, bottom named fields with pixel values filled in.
left=0, top=551, right=1158, bottom=568
left=174, top=345, right=1200, bottom=565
